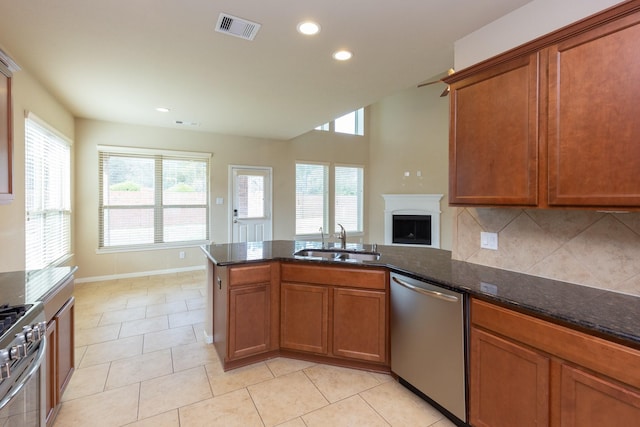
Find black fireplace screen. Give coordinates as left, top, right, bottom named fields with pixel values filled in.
left=392, top=214, right=432, bottom=245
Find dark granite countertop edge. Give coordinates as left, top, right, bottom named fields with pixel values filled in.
left=201, top=242, right=640, bottom=349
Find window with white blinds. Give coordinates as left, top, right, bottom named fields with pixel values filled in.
left=98, top=146, right=210, bottom=250
left=295, top=162, right=364, bottom=237
left=335, top=165, right=364, bottom=233
left=25, top=114, right=71, bottom=270
left=295, top=162, right=328, bottom=235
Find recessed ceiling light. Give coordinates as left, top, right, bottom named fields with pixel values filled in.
left=333, top=50, right=353, bottom=61
left=297, top=21, right=320, bottom=35
left=156, top=107, right=170, bottom=113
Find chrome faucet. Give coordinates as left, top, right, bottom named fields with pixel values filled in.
left=337, top=223, right=346, bottom=248
left=319, top=226, right=325, bottom=249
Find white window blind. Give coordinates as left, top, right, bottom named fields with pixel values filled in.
left=98, top=146, right=210, bottom=249
left=295, top=163, right=328, bottom=235
left=25, top=114, right=71, bottom=270
left=335, top=165, right=364, bottom=233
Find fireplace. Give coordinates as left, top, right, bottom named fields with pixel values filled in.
left=393, top=214, right=432, bottom=245
left=382, top=194, right=442, bottom=248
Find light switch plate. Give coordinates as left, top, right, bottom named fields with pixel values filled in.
left=480, top=232, right=499, bottom=250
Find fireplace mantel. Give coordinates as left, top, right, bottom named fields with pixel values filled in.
left=382, top=194, right=442, bottom=249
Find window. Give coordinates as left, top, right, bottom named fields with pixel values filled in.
left=98, top=146, right=210, bottom=250
left=313, top=108, right=364, bottom=136
left=25, top=114, right=71, bottom=270
left=335, top=108, right=364, bottom=136
left=295, top=162, right=328, bottom=235
left=295, top=162, right=364, bottom=237
left=335, top=165, right=364, bottom=233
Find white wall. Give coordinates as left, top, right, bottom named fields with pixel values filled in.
left=454, top=0, right=625, bottom=70
left=368, top=83, right=452, bottom=250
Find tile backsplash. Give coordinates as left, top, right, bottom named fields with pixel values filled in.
left=452, top=208, right=640, bottom=297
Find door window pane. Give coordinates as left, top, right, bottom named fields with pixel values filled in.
left=236, top=174, right=265, bottom=218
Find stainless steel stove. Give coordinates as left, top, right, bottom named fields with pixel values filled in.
left=0, top=301, right=47, bottom=426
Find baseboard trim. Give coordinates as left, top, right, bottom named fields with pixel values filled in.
left=75, top=265, right=206, bottom=284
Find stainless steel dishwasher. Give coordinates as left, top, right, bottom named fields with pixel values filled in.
left=390, top=272, right=467, bottom=425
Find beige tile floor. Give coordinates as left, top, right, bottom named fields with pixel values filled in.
left=55, top=270, right=457, bottom=427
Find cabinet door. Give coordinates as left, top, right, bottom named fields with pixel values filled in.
left=0, top=66, right=12, bottom=204
left=55, top=297, right=74, bottom=398
left=228, top=283, right=270, bottom=359
left=449, top=53, right=539, bottom=206
left=470, top=327, right=550, bottom=427
left=548, top=12, right=640, bottom=207
left=560, top=364, right=640, bottom=426
left=280, top=283, right=328, bottom=354
left=333, top=288, right=386, bottom=363
left=45, top=319, right=57, bottom=427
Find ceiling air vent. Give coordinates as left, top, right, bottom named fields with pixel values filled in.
left=215, top=13, right=261, bottom=41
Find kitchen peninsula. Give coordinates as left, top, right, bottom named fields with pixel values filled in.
left=202, top=240, right=640, bottom=425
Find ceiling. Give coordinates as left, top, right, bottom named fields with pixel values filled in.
left=0, top=0, right=531, bottom=140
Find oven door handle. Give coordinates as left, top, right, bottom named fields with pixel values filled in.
left=0, top=337, right=47, bottom=411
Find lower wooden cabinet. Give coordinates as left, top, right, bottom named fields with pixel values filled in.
left=228, top=283, right=271, bottom=359
left=280, top=263, right=388, bottom=366
left=470, top=298, right=640, bottom=427
left=44, top=318, right=57, bottom=426
left=280, top=282, right=328, bottom=354
left=211, top=262, right=279, bottom=368
left=45, top=296, right=75, bottom=427
left=470, top=326, right=550, bottom=427
left=560, top=364, right=640, bottom=427
left=333, top=287, right=386, bottom=363
left=208, top=260, right=389, bottom=371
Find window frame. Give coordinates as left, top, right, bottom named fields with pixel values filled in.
left=97, top=145, right=211, bottom=253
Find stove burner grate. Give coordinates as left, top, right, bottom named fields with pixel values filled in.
left=0, top=304, right=32, bottom=336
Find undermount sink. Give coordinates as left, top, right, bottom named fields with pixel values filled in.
left=293, top=248, right=380, bottom=262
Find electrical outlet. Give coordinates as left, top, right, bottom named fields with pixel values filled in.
left=480, top=232, right=498, bottom=250
left=179, top=251, right=185, bottom=259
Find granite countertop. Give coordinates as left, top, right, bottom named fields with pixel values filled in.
left=202, top=240, right=640, bottom=349
left=0, top=266, right=78, bottom=306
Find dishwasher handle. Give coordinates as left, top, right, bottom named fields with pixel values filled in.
left=392, top=276, right=459, bottom=303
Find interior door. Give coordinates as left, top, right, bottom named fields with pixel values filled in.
left=230, top=166, right=272, bottom=243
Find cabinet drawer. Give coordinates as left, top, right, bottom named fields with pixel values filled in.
left=281, top=263, right=386, bottom=290
left=229, top=263, right=271, bottom=286
left=471, top=298, right=640, bottom=390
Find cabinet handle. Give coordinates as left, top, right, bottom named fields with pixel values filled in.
left=217, top=277, right=222, bottom=290
left=392, top=276, right=459, bottom=303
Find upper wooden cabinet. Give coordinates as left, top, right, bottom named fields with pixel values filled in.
left=449, top=53, right=540, bottom=206
left=547, top=11, right=640, bottom=207
left=447, top=2, right=640, bottom=209
left=0, top=62, right=13, bottom=204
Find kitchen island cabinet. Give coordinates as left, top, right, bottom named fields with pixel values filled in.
left=211, top=262, right=280, bottom=369
left=280, top=282, right=329, bottom=354
left=470, top=298, right=640, bottom=427
left=447, top=1, right=640, bottom=209
left=280, top=263, right=388, bottom=366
